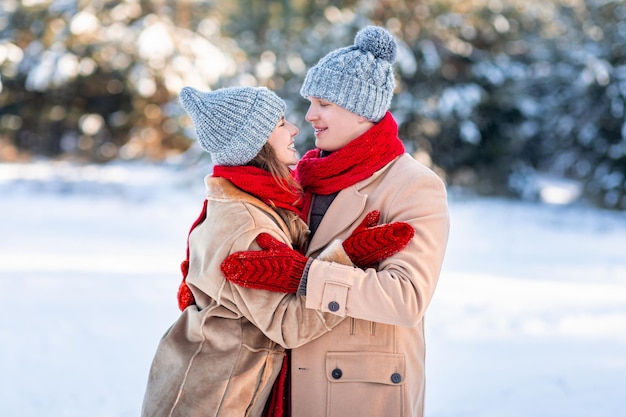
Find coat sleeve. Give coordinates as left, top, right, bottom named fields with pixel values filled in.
left=227, top=241, right=346, bottom=349
left=187, top=201, right=345, bottom=349
left=304, top=170, right=450, bottom=327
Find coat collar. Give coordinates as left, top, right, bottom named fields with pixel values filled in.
left=204, top=175, right=290, bottom=235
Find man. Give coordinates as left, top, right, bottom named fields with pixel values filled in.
left=223, top=26, right=449, bottom=417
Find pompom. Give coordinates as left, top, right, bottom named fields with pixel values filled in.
left=177, top=279, right=195, bottom=311
left=178, top=260, right=195, bottom=310
left=354, top=26, right=397, bottom=63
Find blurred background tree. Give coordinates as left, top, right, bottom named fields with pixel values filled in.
left=0, top=0, right=624, bottom=209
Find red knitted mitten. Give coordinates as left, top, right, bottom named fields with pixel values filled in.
left=343, top=210, right=415, bottom=269
left=220, top=233, right=309, bottom=293
left=177, top=260, right=195, bottom=311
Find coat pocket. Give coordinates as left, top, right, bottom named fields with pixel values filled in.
left=325, top=352, right=405, bottom=416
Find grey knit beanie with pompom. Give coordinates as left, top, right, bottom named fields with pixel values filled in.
left=179, top=86, right=285, bottom=166
left=300, top=26, right=397, bottom=122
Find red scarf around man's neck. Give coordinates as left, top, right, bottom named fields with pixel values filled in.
left=212, top=165, right=303, bottom=217
left=295, top=111, right=405, bottom=216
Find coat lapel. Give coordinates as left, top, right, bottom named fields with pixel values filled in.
left=307, top=159, right=395, bottom=255
left=305, top=156, right=402, bottom=256
left=307, top=185, right=367, bottom=255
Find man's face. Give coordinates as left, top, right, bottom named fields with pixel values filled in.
left=304, top=97, right=373, bottom=152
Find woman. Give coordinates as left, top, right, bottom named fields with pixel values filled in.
left=141, top=86, right=412, bottom=417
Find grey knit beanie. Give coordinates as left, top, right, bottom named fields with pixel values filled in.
left=300, top=26, right=397, bottom=122
left=179, top=86, right=285, bottom=166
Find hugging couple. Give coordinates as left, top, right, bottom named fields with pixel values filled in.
left=141, top=25, right=450, bottom=417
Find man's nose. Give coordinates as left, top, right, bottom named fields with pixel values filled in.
left=305, top=106, right=316, bottom=122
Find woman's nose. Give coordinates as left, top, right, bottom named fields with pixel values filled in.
left=285, top=120, right=300, bottom=137
left=287, top=122, right=299, bottom=136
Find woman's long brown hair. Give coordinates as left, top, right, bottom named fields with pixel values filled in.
left=248, top=143, right=309, bottom=251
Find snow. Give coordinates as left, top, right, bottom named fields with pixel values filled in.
left=1, top=160, right=625, bottom=417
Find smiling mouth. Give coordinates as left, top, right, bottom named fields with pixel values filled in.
left=314, top=127, right=327, bottom=135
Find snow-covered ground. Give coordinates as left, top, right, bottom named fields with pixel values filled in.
left=0, top=160, right=625, bottom=417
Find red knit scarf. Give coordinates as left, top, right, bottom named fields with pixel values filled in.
left=212, top=165, right=303, bottom=217
left=295, top=111, right=405, bottom=216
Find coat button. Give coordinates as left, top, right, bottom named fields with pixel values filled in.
left=328, top=301, right=340, bottom=312
left=391, top=373, right=402, bottom=384
left=331, top=368, right=343, bottom=379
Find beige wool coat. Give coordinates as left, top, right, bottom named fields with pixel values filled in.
left=290, top=154, right=450, bottom=417
left=141, top=177, right=347, bottom=417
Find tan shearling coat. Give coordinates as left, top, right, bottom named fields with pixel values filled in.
left=290, top=154, right=450, bottom=417
left=141, top=177, right=346, bottom=417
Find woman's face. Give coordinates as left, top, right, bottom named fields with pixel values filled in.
left=304, top=97, right=373, bottom=152
left=267, top=117, right=299, bottom=166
